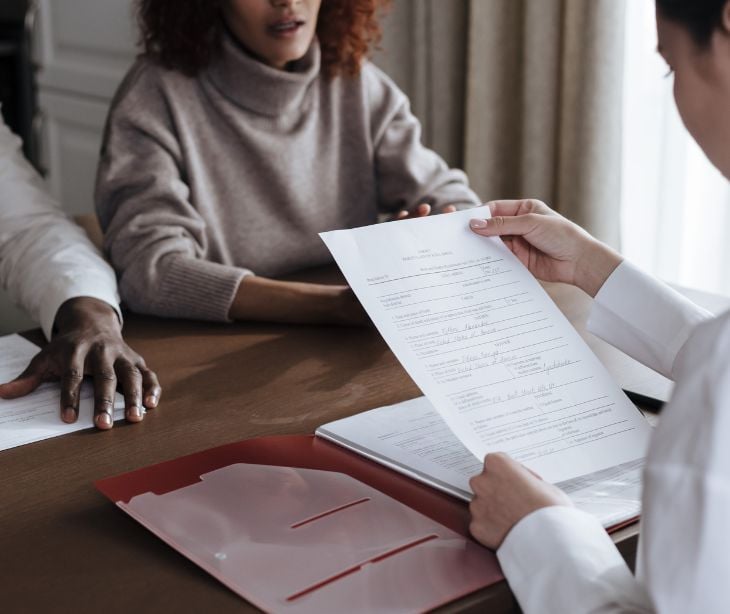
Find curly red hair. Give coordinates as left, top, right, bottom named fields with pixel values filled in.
left=317, top=0, right=390, bottom=77
left=135, top=0, right=390, bottom=77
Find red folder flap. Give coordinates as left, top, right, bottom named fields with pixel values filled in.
left=95, top=435, right=504, bottom=612
left=96, top=435, right=479, bottom=536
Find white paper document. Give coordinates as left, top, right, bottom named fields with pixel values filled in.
left=0, top=334, right=124, bottom=451
left=320, top=208, right=651, bottom=483
left=317, top=396, right=642, bottom=528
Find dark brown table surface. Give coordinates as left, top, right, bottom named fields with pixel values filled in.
left=1, top=275, right=663, bottom=613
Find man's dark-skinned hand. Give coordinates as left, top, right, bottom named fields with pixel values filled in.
left=0, top=297, right=161, bottom=430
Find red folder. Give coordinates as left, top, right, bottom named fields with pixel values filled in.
left=96, top=435, right=503, bottom=612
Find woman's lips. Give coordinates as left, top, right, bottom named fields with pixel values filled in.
left=268, top=19, right=306, bottom=38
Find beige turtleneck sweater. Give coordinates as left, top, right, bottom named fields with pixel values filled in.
left=96, top=35, right=481, bottom=321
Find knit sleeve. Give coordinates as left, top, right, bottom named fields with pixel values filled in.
left=363, top=63, right=481, bottom=215
left=95, top=63, right=250, bottom=322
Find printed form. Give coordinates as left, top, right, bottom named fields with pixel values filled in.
left=320, top=208, right=651, bottom=483
left=317, top=396, right=643, bottom=528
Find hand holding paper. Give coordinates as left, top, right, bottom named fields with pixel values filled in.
left=468, top=199, right=623, bottom=298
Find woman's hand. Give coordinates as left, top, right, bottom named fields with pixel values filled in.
left=469, top=199, right=622, bottom=297
left=0, top=297, right=161, bottom=430
left=230, top=276, right=370, bottom=326
left=468, top=452, right=573, bottom=550
left=393, top=202, right=458, bottom=220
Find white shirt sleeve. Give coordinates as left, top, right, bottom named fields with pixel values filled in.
left=0, top=118, right=121, bottom=339
left=586, top=260, right=711, bottom=379
left=495, top=267, right=730, bottom=614
left=497, top=506, right=653, bottom=614
left=636, top=313, right=730, bottom=613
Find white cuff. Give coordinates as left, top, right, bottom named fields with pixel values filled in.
left=497, top=506, right=646, bottom=614
left=587, top=261, right=710, bottom=379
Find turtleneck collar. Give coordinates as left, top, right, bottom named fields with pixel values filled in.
left=205, top=29, right=321, bottom=117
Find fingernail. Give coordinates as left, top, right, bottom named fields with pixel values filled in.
left=62, top=407, right=76, bottom=423
left=96, top=412, right=112, bottom=428
left=128, top=406, right=143, bottom=420
left=145, top=394, right=158, bottom=408
left=470, top=219, right=488, bottom=229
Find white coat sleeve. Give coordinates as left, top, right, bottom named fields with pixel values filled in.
left=497, top=506, right=653, bottom=613
left=0, top=118, right=120, bottom=339
left=587, top=260, right=711, bottom=379
left=495, top=264, right=730, bottom=614
left=498, top=329, right=730, bottom=613
left=635, top=314, right=730, bottom=613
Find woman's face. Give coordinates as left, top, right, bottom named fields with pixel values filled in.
left=223, top=0, right=323, bottom=70
left=656, top=3, right=730, bottom=178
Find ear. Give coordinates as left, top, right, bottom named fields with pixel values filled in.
left=723, top=1, right=730, bottom=34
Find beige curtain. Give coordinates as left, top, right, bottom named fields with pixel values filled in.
left=375, top=0, right=626, bottom=246
left=374, top=0, right=469, bottom=168
left=465, top=0, right=626, bottom=245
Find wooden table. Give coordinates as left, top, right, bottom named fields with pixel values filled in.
left=0, top=278, right=654, bottom=613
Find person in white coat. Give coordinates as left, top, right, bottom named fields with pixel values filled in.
left=466, top=0, right=730, bottom=611
left=0, top=116, right=161, bottom=429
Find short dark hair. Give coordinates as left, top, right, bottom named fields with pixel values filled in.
left=656, top=0, right=729, bottom=45
left=135, top=0, right=389, bottom=78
